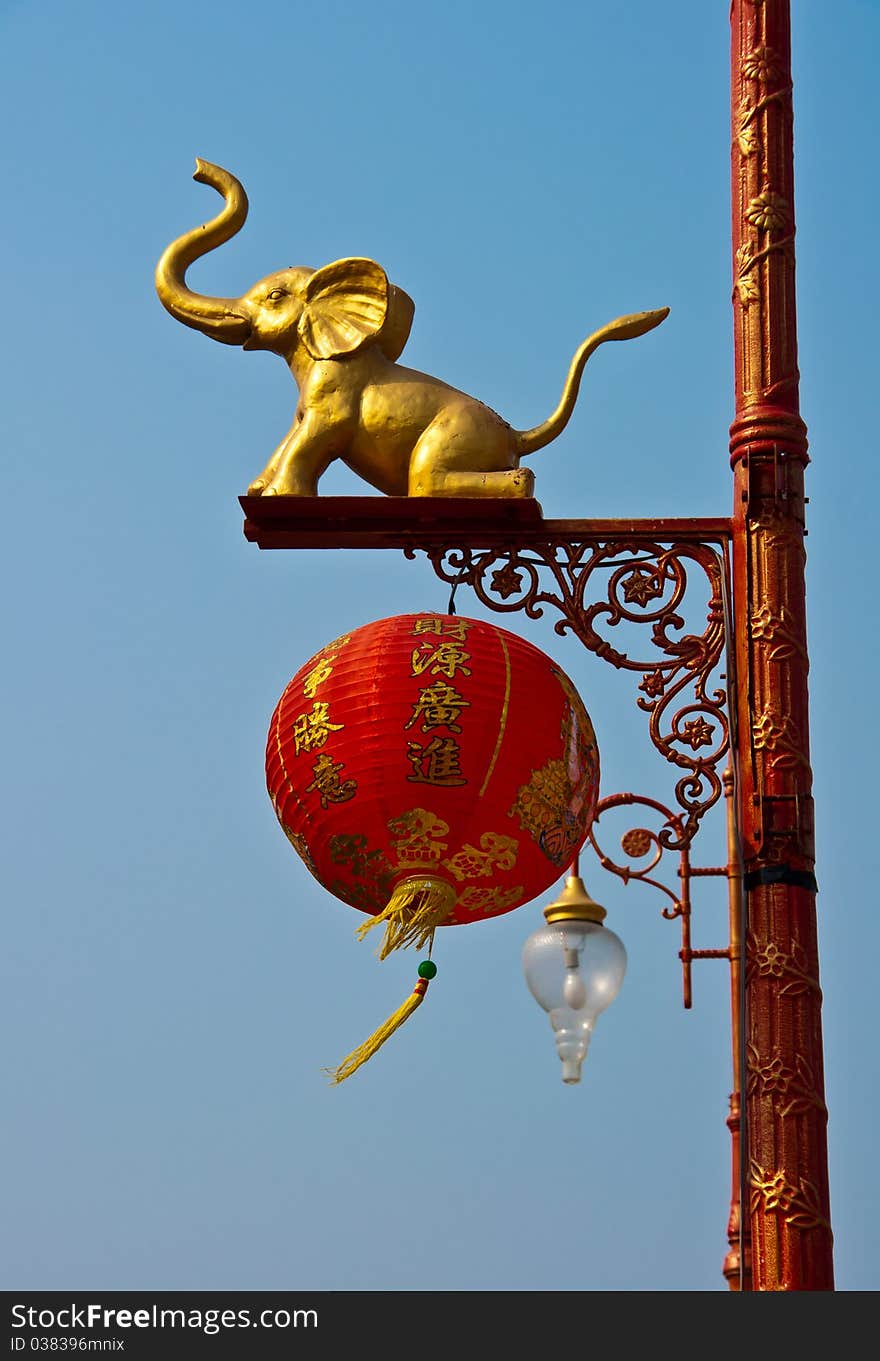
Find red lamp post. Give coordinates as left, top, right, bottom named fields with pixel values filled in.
left=729, top=0, right=833, bottom=1289
left=239, top=0, right=832, bottom=1290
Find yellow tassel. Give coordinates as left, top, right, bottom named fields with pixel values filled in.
left=328, top=975, right=432, bottom=1084
left=355, top=875, right=457, bottom=959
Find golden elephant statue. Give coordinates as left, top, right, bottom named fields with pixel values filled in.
left=156, top=159, right=668, bottom=498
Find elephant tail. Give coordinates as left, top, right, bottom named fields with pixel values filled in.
left=513, top=308, right=669, bottom=456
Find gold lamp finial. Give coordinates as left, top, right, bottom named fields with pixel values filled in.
left=543, top=872, right=607, bottom=926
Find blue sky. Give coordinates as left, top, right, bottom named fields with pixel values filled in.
left=3, top=0, right=878, bottom=1291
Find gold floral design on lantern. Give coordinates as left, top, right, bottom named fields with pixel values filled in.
left=280, top=823, right=318, bottom=878
left=508, top=760, right=581, bottom=868
left=458, top=885, right=523, bottom=915
left=387, top=808, right=450, bottom=868
left=443, top=832, right=519, bottom=882
left=507, top=670, right=597, bottom=868
left=329, top=833, right=394, bottom=889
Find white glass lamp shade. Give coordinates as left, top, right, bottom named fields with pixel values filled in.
left=522, top=919, right=627, bottom=1084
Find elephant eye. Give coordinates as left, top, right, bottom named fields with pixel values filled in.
left=267, top=288, right=287, bottom=301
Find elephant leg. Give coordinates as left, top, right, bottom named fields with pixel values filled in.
left=252, top=411, right=343, bottom=496
left=409, top=466, right=535, bottom=498
left=407, top=409, right=535, bottom=498
left=247, top=445, right=287, bottom=495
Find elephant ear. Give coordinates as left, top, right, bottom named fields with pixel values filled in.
left=299, top=257, right=389, bottom=359
left=378, top=285, right=415, bottom=361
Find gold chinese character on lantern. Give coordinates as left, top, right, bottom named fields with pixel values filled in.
left=302, top=655, right=336, bottom=699
left=406, top=737, right=467, bottom=787
left=404, top=682, right=471, bottom=733
left=305, top=752, right=358, bottom=808
left=412, top=617, right=472, bottom=642
left=292, top=701, right=343, bottom=755
left=410, top=641, right=472, bottom=681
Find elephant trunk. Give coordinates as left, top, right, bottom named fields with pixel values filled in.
left=155, top=158, right=252, bottom=345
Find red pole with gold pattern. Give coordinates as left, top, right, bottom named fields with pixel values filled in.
left=729, top=0, right=833, bottom=1289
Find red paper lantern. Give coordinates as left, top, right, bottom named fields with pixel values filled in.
left=265, top=611, right=600, bottom=1079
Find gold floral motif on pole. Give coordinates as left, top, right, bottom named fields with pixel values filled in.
left=746, top=1044, right=827, bottom=1120
left=750, top=1163, right=832, bottom=1235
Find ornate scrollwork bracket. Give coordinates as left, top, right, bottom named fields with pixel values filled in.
left=414, top=527, right=733, bottom=849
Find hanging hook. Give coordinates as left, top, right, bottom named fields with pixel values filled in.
left=447, top=568, right=469, bottom=616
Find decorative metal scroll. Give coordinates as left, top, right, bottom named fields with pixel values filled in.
left=415, top=537, right=731, bottom=853
left=588, top=791, right=729, bottom=1007
left=590, top=792, right=690, bottom=916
